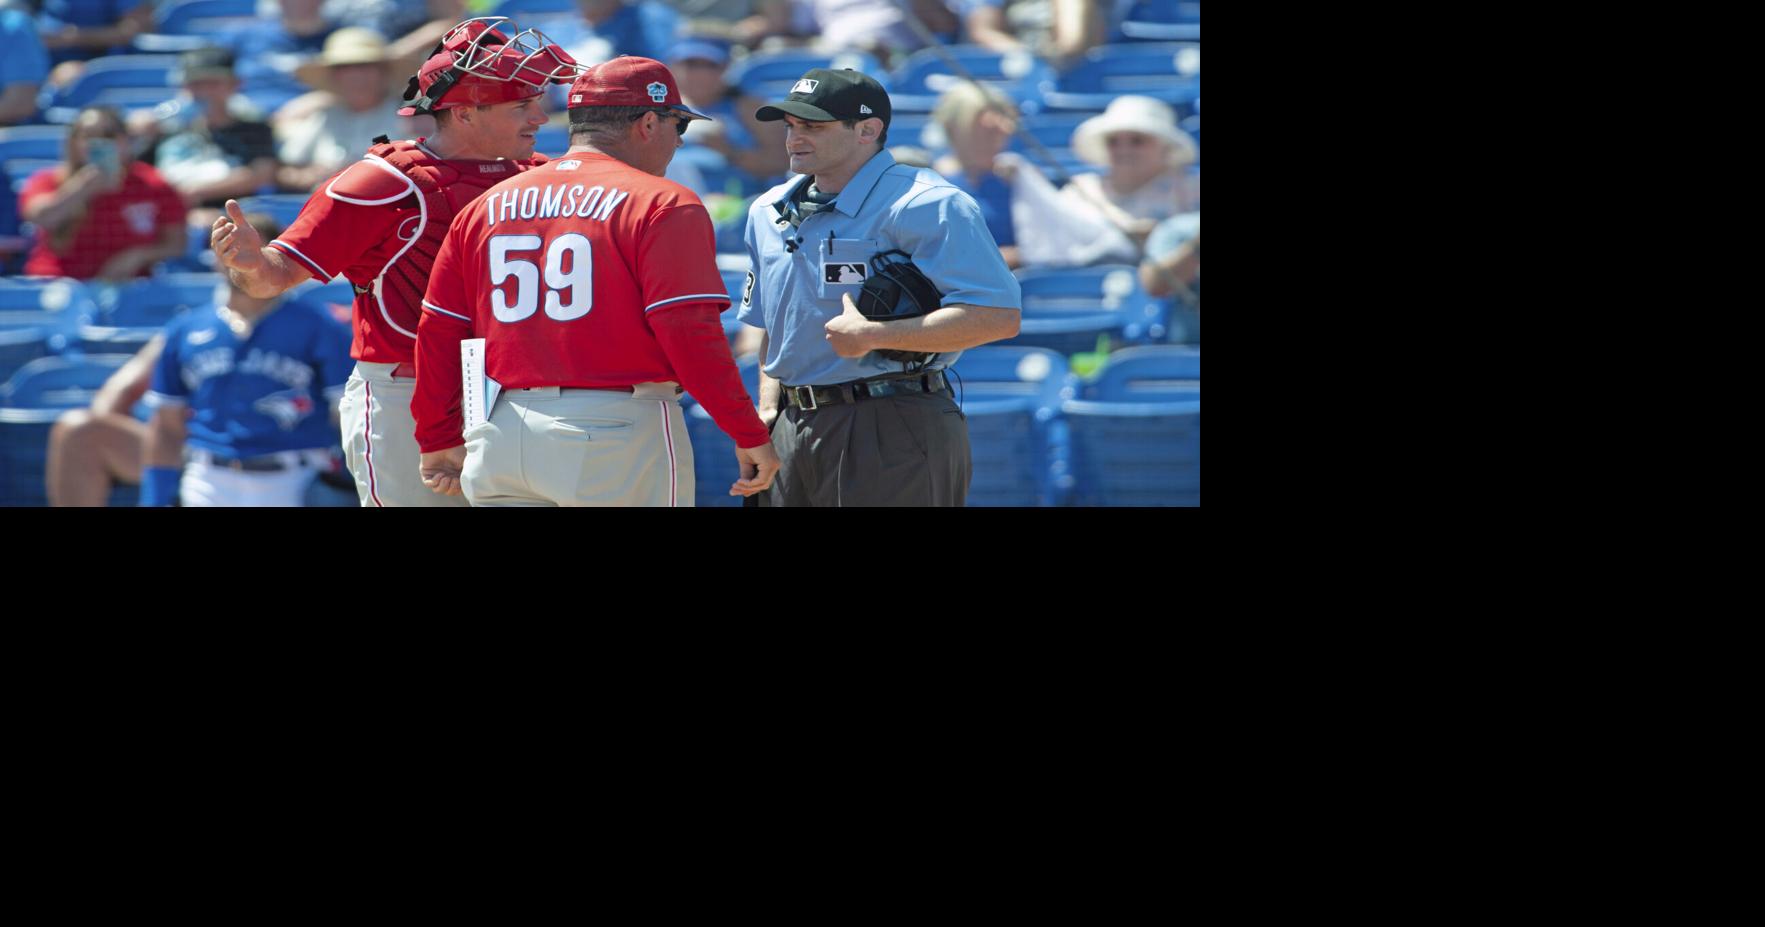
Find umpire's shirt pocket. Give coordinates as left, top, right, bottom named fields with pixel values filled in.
left=818, top=238, right=878, bottom=301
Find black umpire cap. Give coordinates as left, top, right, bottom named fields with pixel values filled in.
left=755, top=68, right=891, bottom=128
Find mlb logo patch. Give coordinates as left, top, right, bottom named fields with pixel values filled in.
left=572, top=94, right=582, bottom=103
left=792, top=78, right=820, bottom=94
left=647, top=81, right=668, bottom=102
left=557, top=160, right=581, bottom=171
left=824, top=263, right=866, bottom=285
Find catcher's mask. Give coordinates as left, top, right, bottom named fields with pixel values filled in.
left=398, top=16, right=581, bottom=116
left=856, top=250, right=942, bottom=366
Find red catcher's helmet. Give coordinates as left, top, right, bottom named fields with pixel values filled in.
left=397, top=16, right=581, bottom=116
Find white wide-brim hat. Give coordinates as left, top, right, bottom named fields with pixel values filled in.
left=1071, top=95, right=1197, bottom=168
left=294, top=28, right=397, bottom=90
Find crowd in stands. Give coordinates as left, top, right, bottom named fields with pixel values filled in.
left=4, top=0, right=1198, bottom=505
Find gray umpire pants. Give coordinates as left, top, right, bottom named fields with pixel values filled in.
left=764, top=391, right=971, bottom=507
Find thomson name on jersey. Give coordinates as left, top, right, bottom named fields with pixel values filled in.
left=484, top=183, right=631, bottom=228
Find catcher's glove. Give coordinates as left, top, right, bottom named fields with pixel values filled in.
left=856, top=250, right=942, bottom=365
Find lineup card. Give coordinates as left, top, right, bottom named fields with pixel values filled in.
left=461, top=339, right=501, bottom=431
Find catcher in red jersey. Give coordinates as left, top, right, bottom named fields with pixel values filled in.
left=207, top=16, right=579, bottom=507
left=412, top=56, right=779, bottom=507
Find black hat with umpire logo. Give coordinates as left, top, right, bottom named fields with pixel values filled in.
left=755, top=68, right=890, bottom=127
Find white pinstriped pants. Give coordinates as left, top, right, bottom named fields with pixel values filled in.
left=462, top=383, right=693, bottom=507
left=339, top=362, right=470, bottom=508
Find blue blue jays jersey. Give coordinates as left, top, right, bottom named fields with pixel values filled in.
left=145, top=299, right=353, bottom=459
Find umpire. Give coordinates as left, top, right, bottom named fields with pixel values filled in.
left=739, top=69, right=1021, bottom=506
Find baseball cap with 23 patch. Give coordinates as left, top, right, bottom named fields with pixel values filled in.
left=755, top=68, right=891, bottom=127
left=566, top=55, right=711, bottom=122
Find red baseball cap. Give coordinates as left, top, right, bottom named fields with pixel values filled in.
left=566, top=56, right=710, bottom=121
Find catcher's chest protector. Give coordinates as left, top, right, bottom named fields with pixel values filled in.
left=367, top=140, right=542, bottom=241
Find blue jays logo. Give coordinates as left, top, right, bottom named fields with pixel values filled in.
left=255, top=389, right=316, bottom=431
left=647, top=81, right=668, bottom=103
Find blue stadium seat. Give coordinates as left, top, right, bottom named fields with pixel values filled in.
left=534, top=123, right=570, bottom=158
left=1118, top=1, right=1202, bottom=41
left=153, top=0, right=259, bottom=35
left=0, top=125, right=70, bottom=165
left=1, top=125, right=70, bottom=196
left=1006, top=109, right=1097, bottom=153
left=5, top=158, right=56, bottom=194
left=164, top=223, right=218, bottom=273
left=1005, top=264, right=1173, bottom=353
left=98, top=273, right=222, bottom=326
left=682, top=353, right=761, bottom=507
left=721, top=269, right=749, bottom=304
left=718, top=269, right=753, bottom=339
left=0, top=354, right=133, bottom=506
left=1, top=353, right=132, bottom=408
left=1038, top=43, right=1200, bottom=114
left=715, top=212, right=747, bottom=254
left=0, top=277, right=99, bottom=358
left=236, top=194, right=311, bottom=232
left=728, top=50, right=885, bottom=103
left=285, top=279, right=356, bottom=317
left=41, top=55, right=182, bottom=123
left=0, top=328, right=51, bottom=385
left=1058, top=345, right=1199, bottom=505
left=888, top=111, right=939, bottom=151
left=1062, top=396, right=1199, bottom=506
left=492, top=0, right=579, bottom=18
left=1085, top=345, right=1199, bottom=401
left=949, top=346, right=1072, bottom=506
left=77, top=274, right=221, bottom=352
left=888, top=45, right=1052, bottom=113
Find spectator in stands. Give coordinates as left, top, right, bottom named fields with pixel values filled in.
left=223, top=0, right=341, bottom=116
left=45, top=333, right=161, bottom=507
left=956, top=0, right=1106, bottom=70
left=669, top=36, right=786, bottom=186
left=34, top=0, right=155, bottom=67
left=275, top=27, right=424, bottom=192
left=1065, top=94, right=1197, bottom=243
left=321, top=0, right=469, bottom=66
left=0, top=6, right=50, bottom=126
left=1138, top=212, right=1197, bottom=304
left=931, top=81, right=1020, bottom=267
left=771, top=0, right=959, bottom=67
left=545, top=0, right=682, bottom=66
left=17, top=106, right=187, bottom=281
left=138, top=48, right=279, bottom=210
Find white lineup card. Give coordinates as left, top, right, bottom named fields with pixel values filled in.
left=460, top=339, right=501, bottom=432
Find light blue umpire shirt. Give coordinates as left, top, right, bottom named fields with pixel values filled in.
left=738, top=149, right=1022, bottom=387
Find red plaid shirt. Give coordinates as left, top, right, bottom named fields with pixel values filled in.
left=19, top=163, right=187, bottom=279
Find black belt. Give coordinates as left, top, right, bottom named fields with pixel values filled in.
left=189, top=450, right=299, bottom=472
left=782, top=371, right=948, bottom=411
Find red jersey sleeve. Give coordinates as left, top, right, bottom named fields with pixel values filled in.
left=639, top=204, right=767, bottom=448
left=636, top=204, right=731, bottom=314
left=411, top=216, right=477, bottom=453
left=268, top=168, right=406, bottom=282
left=18, top=167, right=58, bottom=215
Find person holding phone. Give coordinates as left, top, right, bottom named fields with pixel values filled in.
left=17, top=106, right=187, bottom=281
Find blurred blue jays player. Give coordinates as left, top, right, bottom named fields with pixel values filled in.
left=140, top=219, right=354, bottom=506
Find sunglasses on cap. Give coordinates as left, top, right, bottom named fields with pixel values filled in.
left=628, top=108, right=689, bottom=136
